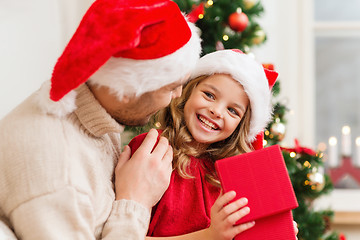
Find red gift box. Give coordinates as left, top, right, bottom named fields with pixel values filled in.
left=215, top=145, right=298, bottom=240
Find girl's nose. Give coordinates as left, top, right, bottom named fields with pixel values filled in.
left=209, top=105, right=223, bottom=118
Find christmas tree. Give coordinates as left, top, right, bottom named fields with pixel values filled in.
left=264, top=65, right=341, bottom=240
left=174, top=0, right=267, bottom=55
left=125, top=1, right=343, bottom=239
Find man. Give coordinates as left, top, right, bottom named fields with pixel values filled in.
left=0, top=0, right=201, bottom=239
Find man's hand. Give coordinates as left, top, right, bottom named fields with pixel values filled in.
left=114, top=129, right=173, bottom=210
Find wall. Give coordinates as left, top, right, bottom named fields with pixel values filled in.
left=0, top=0, right=59, bottom=119
left=0, top=0, right=93, bottom=119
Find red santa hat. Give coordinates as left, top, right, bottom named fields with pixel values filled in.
left=49, top=0, right=201, bottom=102
left=190, top=49, right=278, bottom=148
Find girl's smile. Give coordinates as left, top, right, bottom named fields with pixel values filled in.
left=197, top=114, right=220, bottom=131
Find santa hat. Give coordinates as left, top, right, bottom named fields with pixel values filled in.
left=49, top=0, right=201, bottom=102
left=190, top=49, right=278, bottom=148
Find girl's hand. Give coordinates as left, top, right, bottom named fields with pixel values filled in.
left=294, top=221, right=299, bottom=240
left=207, top=191, right=255, bottom=240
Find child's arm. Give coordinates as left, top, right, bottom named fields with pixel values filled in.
left=146, top=191, right=255, bottom=240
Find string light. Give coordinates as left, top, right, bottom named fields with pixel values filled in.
left=290, top=152, right=296, bottom=158
left=206, top=0, right=213, bottom=7
left=222, top=35, right=229, bottom=41
left=303, top=161, right=311, bottom=168
left=198, top=14, right=204, bottom=19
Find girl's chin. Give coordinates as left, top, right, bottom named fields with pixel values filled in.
left=192, top=135, right=213, bottom=145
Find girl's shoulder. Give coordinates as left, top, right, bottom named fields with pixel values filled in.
left=127, top=129, right=163, bottom=155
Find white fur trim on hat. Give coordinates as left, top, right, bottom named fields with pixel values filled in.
left=35, top=80, right=77, bottom=117
left=190, top=50, right=272, bottom=143
left=88, top=21, right=201, bottom=100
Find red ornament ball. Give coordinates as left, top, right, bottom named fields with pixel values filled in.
left=228, top=12, right=249, bottom=32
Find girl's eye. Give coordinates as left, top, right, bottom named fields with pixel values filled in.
left=228, top=107, right=239, bottom=116
left=204, top=91, right=215, bottom=99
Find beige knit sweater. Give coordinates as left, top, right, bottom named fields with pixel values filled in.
left=0, top=83, right=150, bottom=239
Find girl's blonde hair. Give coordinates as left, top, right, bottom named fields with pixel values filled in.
left=157, top=75, right=253, bottom=186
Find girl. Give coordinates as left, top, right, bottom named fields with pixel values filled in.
left=125, top=49, right=283, bottom=239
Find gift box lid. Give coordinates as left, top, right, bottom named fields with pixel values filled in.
left=215, top=145, right=298, bottom=224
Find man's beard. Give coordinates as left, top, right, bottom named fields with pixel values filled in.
left=114, top=115, right=151, bottom=127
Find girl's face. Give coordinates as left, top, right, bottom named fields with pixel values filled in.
left=184, top=74, right=249, bottom=145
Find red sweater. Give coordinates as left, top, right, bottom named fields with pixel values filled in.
left=128, top=131, right=221, bottom=237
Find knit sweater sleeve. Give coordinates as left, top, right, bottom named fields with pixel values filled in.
left=9, top=187, right=150, bottom=240
left=102, top=199, right=150, bottom=240
left=8, top=187, right=150, bottom=240
left=10, top=187, right=95, bottom=239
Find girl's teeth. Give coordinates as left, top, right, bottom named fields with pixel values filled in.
left=199, top=116, right=217, bottom=130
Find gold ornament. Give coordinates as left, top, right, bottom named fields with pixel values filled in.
left=308, top=168, right=325, bottom=192
left=252, top=29, right=266, bottom=44
left=243, top=0, right=257, bottom=10
left=270, top=121, right=286, bottom=141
